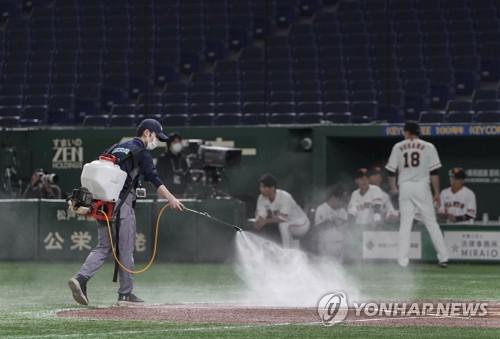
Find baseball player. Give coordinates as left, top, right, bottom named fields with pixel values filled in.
left=347, top=168, right=390, bottom=227
left=314, top=185, right=348, bottom=260
left=439, top=168, right=476, bottom=222
left=369, top=166, right=399, bottom=222
left=255, top=173, right=310, bottom=249
left=68, top=119, right=184, bottom=306
left=386, top=121, right=449, bottom=268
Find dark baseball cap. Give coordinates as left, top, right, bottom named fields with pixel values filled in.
left=404, top=121, right=420, bottom=135
left=355, top=168, right=369, bottom=178
left=136, top=119, right=169, bottom=142
left=449, top=167, right=466, bottom=179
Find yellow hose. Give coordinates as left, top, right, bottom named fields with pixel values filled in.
left=100, top=203, right=168, bottom=275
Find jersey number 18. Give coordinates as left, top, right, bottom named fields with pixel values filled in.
left=403, top=152, right=420, bottom=168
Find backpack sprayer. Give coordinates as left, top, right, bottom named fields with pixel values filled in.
left=68, top=154, right=126, bottom=222
left=68, top=151, right=242, bottom=276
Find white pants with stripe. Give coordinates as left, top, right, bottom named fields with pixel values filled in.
left=398, top=181, right=449, bottom=266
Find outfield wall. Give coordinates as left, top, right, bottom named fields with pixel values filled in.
left=0, top=198, right=245, bottom=262
left=1, top=197, right=499, bottom=262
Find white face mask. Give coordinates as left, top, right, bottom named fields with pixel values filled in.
left=170, top=142, right=183, bottom=154
left=146, top=133, right=158, bottom=150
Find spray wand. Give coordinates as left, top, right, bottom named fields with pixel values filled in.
left=184, top=207, right=243, bottom=232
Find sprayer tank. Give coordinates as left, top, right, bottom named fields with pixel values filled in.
left=80, top=158, right=127, bottom=202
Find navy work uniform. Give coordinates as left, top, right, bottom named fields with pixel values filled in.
left=78, top=137, right=165, bottom=296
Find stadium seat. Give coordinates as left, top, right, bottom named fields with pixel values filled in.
left=22, top=105, right=48, bottom=123
left=269, top=113, right=296, bottom=124
left=296, top=102, right=322, bottom=114
left=138, top=93, right=163, bottom=105
left=378, top=105, right=402, bottom=123
left=350, top=101, right=378, bottom=121
left=323, top=101, right=350, bottom=114
left=48, top=95, right=75, bottom=125
left=404, top=79, right=430, bottom=97
left=190, top=93, right=215, bottom=105
left=164, top=104, right=189, bottom=115
left=473, top=100, right=500, bottom=112
left=324, top=112, right=352, bottom=123
left=190, top=113, right=215, bottom=126
left=19, top=118, right=42, bottom=127
left=419, top=111, right=445, bottom=123
left=242, top=113, right=267, bottom=125
left=270, top=91, right=294, bottom=102
left=276, top=6, right=297, bottom=29
left=205, top=40, right=228, bottom=63
left=162, top=93, right=188, bottom=104
left=472, top=89, right=498, bottom=102
left=100, top=88, right=127, bottom=111
left=190, top=104, right=215, bottom=115
left=83, top=115, right=109, bottom=127
left=109, top=114, right=137, bottom=127
left=446, top=100, right=473, bottom=112
left=475, top=111, right=500, bottom=122
left=323, top=90, right=348, bottom=102
left=0, top=116, right=21, bottom=127
left=430, top=84, right=452, bottom=109
left=297, top=112, right=323, bottom=124
left=447, top=111, right=474, bottom=123
left=299, top=0, right=321, bottom=17
left=213, top=113, right=242, bottom=125
left=0, top=85, right=23, bottom=97
left=162, top=114, right=189, bottom=127
left=0, top=105, right=22, bottom=116
left=229, top=28, right=250, bottom=51
left=136, top=104, right=163, bottom=117
left=454, top=71, right=480, bottom=96
left=480, top=58, right=500, bottom=82
left=111, top=105, right=136, bottom=116
left=269, top=103, right=295, bottom=115
left=0, top=96, right=23, bottom=106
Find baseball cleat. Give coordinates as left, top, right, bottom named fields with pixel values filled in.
left=68, top=276, right=89, bottom=306
left=117, top=293, right=144, bottom=306
left=439, top=261, right=448, bottom=268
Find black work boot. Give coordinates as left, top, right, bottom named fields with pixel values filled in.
left=68, top=275, right=89, bottom=305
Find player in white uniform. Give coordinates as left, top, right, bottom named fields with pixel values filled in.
left=439, top=168, right=476, bottom=222
left=255, top=174, right=310, bottom=248
left=369, top=166, right=399, bottom=221
left=314, top=185, right=348, bottom=259
left=347, top=168, right=390, bottom=226
left=386, top=121, right=449, bottom=268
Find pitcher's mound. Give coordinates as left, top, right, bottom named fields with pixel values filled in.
left=57, top=302, right=500, bottom=328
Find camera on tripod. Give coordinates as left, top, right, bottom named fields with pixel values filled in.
left=183, top=139, right=242, bottom=199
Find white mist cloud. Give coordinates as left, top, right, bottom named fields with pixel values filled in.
left=234, top=232, right=361, bottom=307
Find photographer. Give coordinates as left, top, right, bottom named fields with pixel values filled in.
left=23, top=169, right=62, bottom=199
left=157, top=132, right=189, bottom=197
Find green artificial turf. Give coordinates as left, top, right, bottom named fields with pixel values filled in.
left=0, top=262, right=499, bottom=338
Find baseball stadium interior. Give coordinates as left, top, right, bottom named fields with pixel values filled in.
left=1, top=0, right=500, bottom=337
